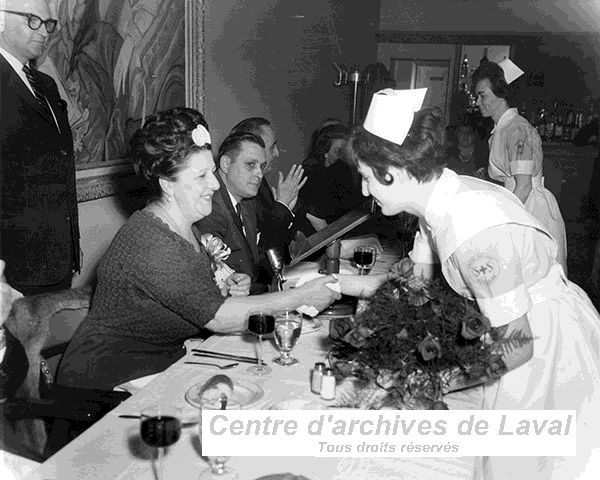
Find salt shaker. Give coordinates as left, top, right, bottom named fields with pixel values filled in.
left=311, top=362, right=326, bottom=394
left=320, top=368, right=336, bottom=400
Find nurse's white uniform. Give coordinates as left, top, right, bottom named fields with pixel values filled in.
left=334, top=170, right=598, bottom=480
left=487, top=108, right=568, bottom=272
left=409, top=169, right=600, bottom=479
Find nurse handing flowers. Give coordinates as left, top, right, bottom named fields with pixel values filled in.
left=346, top=88, right=600, bottom=480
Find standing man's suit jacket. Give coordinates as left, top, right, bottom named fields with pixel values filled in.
left=0, top=57, right=80, bottom=287
left=193, top=174, right=269, bottom=294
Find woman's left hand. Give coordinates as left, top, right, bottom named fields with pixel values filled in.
left=225, top=273, right=251, bottom=297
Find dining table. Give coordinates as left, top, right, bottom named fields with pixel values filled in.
left=24, top=242, right=481, bottom=480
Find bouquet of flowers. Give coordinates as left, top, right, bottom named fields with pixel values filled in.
left=329, top=270, right=521, bottom=410
left=200, top=234, right=235, bottom=296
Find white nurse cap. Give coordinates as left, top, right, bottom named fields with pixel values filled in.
left=498, top=57, right=524, bottom=84
left=363, top=88, right=427, bottom=146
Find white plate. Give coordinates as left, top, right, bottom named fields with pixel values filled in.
left=302, top=317, right=322, bottom=334
left=185, top=378, right=264, bottom=409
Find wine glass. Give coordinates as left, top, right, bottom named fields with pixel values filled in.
left=273, top=310, right=303, bottom=366
left=246, top=313, right=275, bottom=375
left=198, top=402, right=238, bottom=480
left=140, top=405, right=182, bottom=480
left=354, top=246, right=377, bottom=275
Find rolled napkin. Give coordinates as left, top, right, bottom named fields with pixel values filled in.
left=294, top=273, right=341, bottom=317
left=199, top=374, right=234, bottom=406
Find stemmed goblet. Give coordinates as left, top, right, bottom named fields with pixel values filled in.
left=246, top=313, right=275, bottom=375
left=140, top=405, right=182, bottom=480
left=354, top=246, right=377, bottom=275
left=198, top=401, right=238, bottom=480
left=273, top=310, right=303, bottom=366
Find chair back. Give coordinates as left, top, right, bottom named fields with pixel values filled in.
left=1, top=287, right=91, bottom=459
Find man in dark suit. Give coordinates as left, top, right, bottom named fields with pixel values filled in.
left=230, top=118, right=306, bottom=258
left=0, top=0, right=80, bottom=295
left=193, top=132, right=270, bottom=294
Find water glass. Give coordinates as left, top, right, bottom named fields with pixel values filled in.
left=273, top=310, right=303, bottom=366
left=198, top=403, right=238, bottom=480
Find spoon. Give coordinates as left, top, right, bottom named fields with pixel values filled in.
left=184, top=361, right=239, bottom=369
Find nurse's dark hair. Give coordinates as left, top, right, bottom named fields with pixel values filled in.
left=130, top=107, right=210, bottom=195
left=347, top=107, right=446, bottom=185
left=217, top=131, right=265, bottom=167
left=471, top=61, right=510, bottom=100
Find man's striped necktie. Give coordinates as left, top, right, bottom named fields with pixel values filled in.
left=235, top=202, right=247, bottom=237
left=22, top=64, right=53, bottom=119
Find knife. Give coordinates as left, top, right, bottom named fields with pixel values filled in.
left=192, top=349, right=259, bottom=362
left=192, top=352, right=265, bottom=365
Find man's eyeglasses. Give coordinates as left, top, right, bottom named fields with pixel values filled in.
left=0, top=10, right=58, bottom=34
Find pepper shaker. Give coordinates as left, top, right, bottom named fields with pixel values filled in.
left=311, top=362, right=326, bottom=394
left=320, top=368, right=336, bottom=400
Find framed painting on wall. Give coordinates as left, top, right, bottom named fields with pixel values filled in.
left=40, top=0, right=205, bottom=202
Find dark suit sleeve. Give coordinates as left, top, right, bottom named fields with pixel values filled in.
left=257, top=201, right=294, bottom=253
left=193, top=208, right=229, bottom=242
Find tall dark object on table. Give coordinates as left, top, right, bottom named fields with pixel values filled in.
left=289, top=200, right=374, bottom=316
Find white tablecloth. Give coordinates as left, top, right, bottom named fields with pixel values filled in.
left=25, top=320, right=481, bottom=480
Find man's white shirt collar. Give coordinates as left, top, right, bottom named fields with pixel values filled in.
left=0, top=47, right=35, bottom=95
left=226, top=189, right=240, bottom=210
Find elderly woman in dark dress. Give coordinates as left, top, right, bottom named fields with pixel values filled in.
left=57, top=107, right=344, bottom=390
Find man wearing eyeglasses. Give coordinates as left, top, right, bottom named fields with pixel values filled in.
left=0, top=0, right=80, bottom=295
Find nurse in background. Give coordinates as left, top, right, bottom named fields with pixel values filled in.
left=472, top=58, right=567, bottom=272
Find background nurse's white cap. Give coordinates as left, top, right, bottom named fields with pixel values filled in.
left=363, top=88, right=427, bottom=145
left=498, top=57, right=524, bottom=84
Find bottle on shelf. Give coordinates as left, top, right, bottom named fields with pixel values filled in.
left=575, top=106, right=585, bottom=131
left=554, top=101, right=564, bottom=140
left=479, top=48, right=489, bottom=67
left=460, top=55, right=469, bottom=78
left=536, top=107, right=547, bottom=139
left=544, top=101, right=557, bottom=141
left=564, top=105, right=574, bottom=141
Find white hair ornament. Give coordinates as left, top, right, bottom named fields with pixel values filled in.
left=191, top=124, right=211, bottom=147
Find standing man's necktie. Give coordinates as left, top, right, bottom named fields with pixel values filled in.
left=22, top=64, right=53, bottom=120
left=235, top=202, right=247, bottom=237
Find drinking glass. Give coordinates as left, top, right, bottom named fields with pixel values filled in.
left=273, top=310, right=303, bottom=366
left=246, top=313, right=275, bottom=375
left=140, top=405, right=182, bottom=480
left=198, top=403, right=238, bottom=480
left=354, top=246, right=377, bottom=275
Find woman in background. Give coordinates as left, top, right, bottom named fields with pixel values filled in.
left=472, top=61, right=567, bottom=271
left=296, top=123, right=362, bottom=235
left=445, top=122, right=489, bottom=179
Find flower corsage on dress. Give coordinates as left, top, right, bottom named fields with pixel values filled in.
left=200, top=234, right=235, bottom=296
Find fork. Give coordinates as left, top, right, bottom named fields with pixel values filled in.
left=184, top=361, right=239, bottom=369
